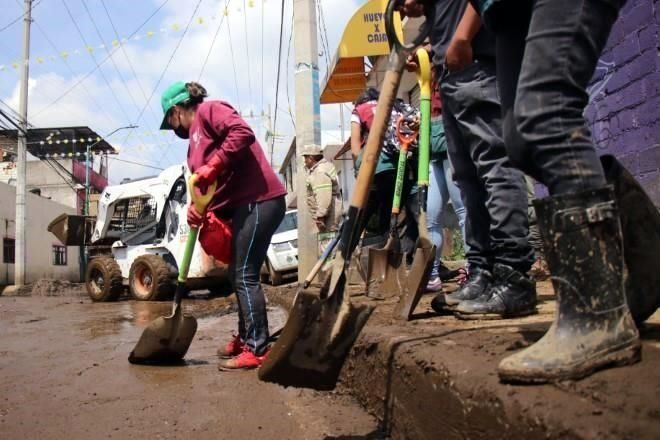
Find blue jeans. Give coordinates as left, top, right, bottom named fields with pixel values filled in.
left=427, top=157, right=467, bottom=278
left=494, top=0, right=625, bottom=195
left=228, top=196, right=285, bottom=355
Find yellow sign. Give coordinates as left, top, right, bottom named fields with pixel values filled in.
left=337, top=0, right=402, bottom=58
left=321, top=0, right=402, bottom=104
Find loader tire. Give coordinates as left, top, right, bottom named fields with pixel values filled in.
left=129, top=255, right=175, bottom=301
left=86, top=257, right=124, bottom=302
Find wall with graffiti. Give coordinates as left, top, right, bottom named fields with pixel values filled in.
left=585, top=0, right=659, bottom=204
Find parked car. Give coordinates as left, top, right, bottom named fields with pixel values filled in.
left=261, top=209, right=298, bottom=285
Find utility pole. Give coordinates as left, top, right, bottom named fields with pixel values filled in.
left=293, top=0, right=321, bottom=282
left=15, top=0, right=32, bottom=287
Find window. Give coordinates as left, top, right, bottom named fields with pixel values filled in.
left=52, top=245, right=67, bottom=266
left=3, top=238, right=15, bottom=264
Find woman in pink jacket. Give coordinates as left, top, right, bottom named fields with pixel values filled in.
left=160, top=81, right=286, bottom=370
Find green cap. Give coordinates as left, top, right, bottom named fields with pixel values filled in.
left=160, top=81, right=190, bottom=129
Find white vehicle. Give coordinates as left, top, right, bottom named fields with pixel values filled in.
left=48, top=164, right=227, bottom=302
left=261, top=210, right=298, bottom=285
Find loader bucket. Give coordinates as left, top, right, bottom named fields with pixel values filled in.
left=258, top=274, right=373, bottom=390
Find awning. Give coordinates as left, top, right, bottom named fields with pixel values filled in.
left=320, top=0, right=402, bottom=104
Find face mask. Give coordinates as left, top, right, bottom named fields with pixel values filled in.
left=174, top=126, right=189, bottom=139
left=171, top=109, right=189, bottom=139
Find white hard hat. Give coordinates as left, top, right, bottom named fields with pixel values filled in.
left=300, top=144, right=323, bottom=156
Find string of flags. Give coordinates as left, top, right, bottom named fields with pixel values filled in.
left=0, top=1, right=268, bottom=74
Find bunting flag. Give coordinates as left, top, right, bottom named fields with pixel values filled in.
left=0, top=2, right=265, bottom=73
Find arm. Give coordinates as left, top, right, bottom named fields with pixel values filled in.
left=310, top=172, right=333, bottom=220
left=350, top=121, right=362, bottom=161
left=209, top=102, right=257, bottom=174
left=445, top=3, right=482, bottom=72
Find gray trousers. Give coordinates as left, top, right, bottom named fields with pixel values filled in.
left=440, top=61, right=533, bottom=273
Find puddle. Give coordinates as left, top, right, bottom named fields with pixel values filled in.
left=76, top=297, right=239, bottom=340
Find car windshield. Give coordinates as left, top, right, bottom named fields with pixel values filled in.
left=275, top=212, right=297, bottom=234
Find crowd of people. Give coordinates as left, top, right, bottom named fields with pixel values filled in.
left=157, top=0, right=657, bottom=384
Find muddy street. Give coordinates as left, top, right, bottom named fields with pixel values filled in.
left=0, top=294, right=377, bottom=439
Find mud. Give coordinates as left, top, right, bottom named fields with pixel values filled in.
left=0, top=295, right=377, bottom=439
left=1, top=279, right=87, bottom=297
left=266, top=280, right=660, bottom=439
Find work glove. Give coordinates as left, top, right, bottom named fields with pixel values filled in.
left=187, top=203, right=204, bottom=228
left=194, top=154, right=223, bottom=190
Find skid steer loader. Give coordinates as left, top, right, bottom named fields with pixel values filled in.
left=48, top=164, right=228, bottom=302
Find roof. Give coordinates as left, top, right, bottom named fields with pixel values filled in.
left=279, top=137, right=296, bottom=175
left=0, top=126, right=119, bottom=159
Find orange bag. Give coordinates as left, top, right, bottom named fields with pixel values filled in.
left=198, top=211, right=232, bottom=264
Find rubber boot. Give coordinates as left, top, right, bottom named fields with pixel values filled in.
left=453, top=264, right=537, bottom=320
left=601, top=155, right=660, bottom=325
left=498, top=187, right=641, bottom=383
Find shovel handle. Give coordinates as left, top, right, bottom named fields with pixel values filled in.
left=178, top=175, right=217, bottom=284
left=416, top=48, right=432, bottom=187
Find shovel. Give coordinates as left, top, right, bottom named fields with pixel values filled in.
left=367, top=117, right=419, bottom=299
left=393, top=48, right=437, bottom=321
left=128, top=175, right=216, bottom=364
left=258, top=0, right=434, bottom=390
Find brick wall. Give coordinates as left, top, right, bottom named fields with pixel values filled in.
left=585, top=0, right=659, bottom=205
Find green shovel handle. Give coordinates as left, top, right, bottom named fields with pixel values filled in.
left=416, top=48, right=432, bottom=186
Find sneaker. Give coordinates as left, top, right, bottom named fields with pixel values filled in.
left=454, top=264, right=537, bottom=320
left=216, top=334, right=245, bottom=359
left=218, top=346, right=269, bottom=371
left=443, top=267, right=493, bottom=306
left=426, top=277, right=443, bottom=293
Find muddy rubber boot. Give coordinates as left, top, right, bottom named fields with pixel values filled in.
left=498, top=187, right=641, bottom=384
left=453, top=264, right=537, bottom=320
left=442, top=267, right=493, bottom=307
left=601, top=155, right=660, bottom=325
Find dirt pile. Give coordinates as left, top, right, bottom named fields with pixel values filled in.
left=2, top=279, right=87, bottom=297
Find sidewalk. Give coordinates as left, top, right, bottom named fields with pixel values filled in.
left=267, top=280, right=660, bottom=439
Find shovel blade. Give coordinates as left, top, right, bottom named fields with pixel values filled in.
left=128, top=306, right=198, bottom=364
left=393, top=244, right=435, bottom=321
left=259, top=281, right=374, bottom=390
left=366, top=246, right=405, bottom=299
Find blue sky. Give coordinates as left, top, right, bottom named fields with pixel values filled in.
left=0, top=0, right=360, bottom=183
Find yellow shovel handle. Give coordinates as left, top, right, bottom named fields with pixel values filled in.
left=188, top=174, right=217, bottom=215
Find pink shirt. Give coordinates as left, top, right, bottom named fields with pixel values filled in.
left=187, top=101, right=286, bottom=212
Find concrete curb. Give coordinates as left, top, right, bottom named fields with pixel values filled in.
left=266, top=282, right=660, bottom=439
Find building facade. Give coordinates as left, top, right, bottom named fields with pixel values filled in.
left=0, top=181, right=81, bottom=285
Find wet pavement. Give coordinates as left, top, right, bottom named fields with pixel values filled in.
left=0, top=294, right=377, bottom=439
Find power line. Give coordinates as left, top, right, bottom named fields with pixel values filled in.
left=198, top=0, right=232, bottom=81
left=226, top=14, right=242, bottom=112
left=32, top=0, right=171, bottom=118
left=31, top=18, right=119, bottom=134
left=0, top=0, right=42, bottom=33
left=285, top=7, right=295, bottom=129
left=150, top=0, right=204, bottom=166
left=60, top=0, right=133, bottom=123
left=97, top=0, right=164, bottom=130
left=272, top=0, right=286, bottom=150
left=260, top=0, right=265, bottom=116
left=242, top=0, right=253, bottom=112
left=108, top=156, right=164, bottom=170
left=98, top=0, right=175, bottom=161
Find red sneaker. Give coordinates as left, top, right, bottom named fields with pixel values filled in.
left=216, top=334, right=245, bottom=359
left=217, top=347, right=269, bottom=371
